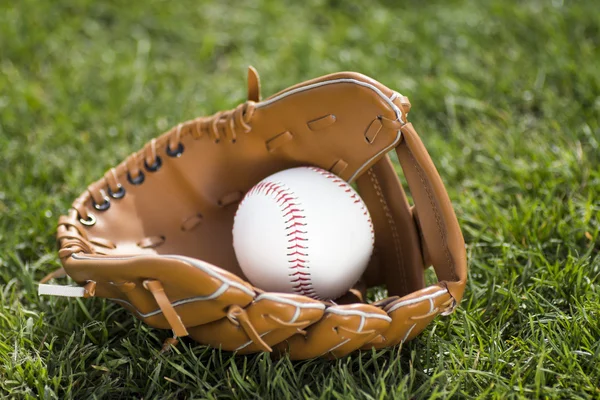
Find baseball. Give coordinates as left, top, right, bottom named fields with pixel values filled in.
left=232, top=166, right=374, bottom=300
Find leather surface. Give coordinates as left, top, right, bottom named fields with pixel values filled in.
left=55, top=67, right=467, bottom=359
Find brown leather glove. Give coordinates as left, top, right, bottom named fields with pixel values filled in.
left=40, top=67, right=467, bottom=360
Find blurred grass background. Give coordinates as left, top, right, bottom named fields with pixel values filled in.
left=0, top=0, right=599, bottom=398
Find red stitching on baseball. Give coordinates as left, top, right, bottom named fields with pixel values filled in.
left=287, top=243, right=307, bottom=249
left=240, top=180, right=316, bottom=298
left=291, top=277, right=311, bottom=282
left=281, top=203, right=298, bottom=212
left=304, top=166, right=375, bottom=246
left=286, top=222, right=307, bottom=229
left=293, top=282, right=312, bottom=289
left=283, top=208, right=302, bottom=217
left=287, top=251, right=308, bottom=256
left=290, top=271, right=309, bottom=276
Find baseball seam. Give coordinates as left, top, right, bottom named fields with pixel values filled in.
left=242, top=180, right=318, bottom=299
left=305, top=166, right=375, bottom=245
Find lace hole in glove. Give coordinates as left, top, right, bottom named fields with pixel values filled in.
left=144, top=156, right=162, bottom=172
left=92, top=197, right=110, bottom=211
left=79, top=213, right=96, bottom=226
left=166, top=143, right=184, bottom=157
left=107, top=185, right=126, bottom=199
left=127, top=171, right=145, bottom=185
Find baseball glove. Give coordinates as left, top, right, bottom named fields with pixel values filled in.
left=40, top=67, right=467, bottom=359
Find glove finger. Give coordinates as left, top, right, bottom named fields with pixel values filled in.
left=188, top=292, right=325, bottom=354
left=63, top=253, right=255, bottom=330
left=363, top=285, right=453, bottom=349
left=274, top=303, right=391, bottom=360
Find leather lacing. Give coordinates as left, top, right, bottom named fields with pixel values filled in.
left=56, top=101, right=256, bottom=260
left=409, top=297, right=454, bottom=321
left=226, top=305, right=310, bottom=353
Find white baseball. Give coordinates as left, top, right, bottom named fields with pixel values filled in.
left=232, top=166, right=374, bottom=300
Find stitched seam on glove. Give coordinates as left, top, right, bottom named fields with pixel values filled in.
left=405, top=149, right=457, bottom=281
left=366, top=169, right=406, bottom=292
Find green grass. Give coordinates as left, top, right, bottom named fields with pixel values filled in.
left=1, top=0, right=599, bottom=398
